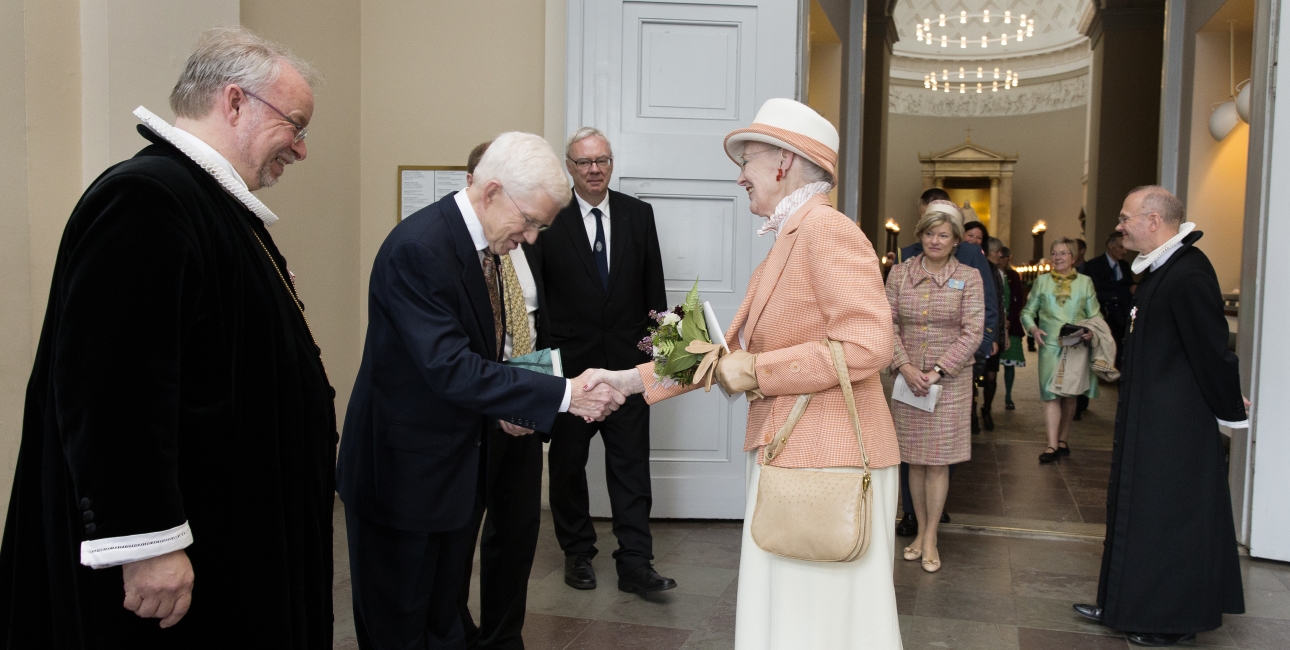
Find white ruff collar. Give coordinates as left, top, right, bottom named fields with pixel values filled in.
left=758, top=181, right=833, bottom=237
left=133, top=106, right=279, bottom=227
left=1131, top=222, right=1195, bottom=274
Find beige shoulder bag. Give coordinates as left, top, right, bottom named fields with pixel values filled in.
left=750, top=340, right=873, bottom=562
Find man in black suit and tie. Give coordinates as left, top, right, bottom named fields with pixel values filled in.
left=336, top=131, right=626, bottom=650
left=1082, top=231, right=1136, bottom=368
left=536, top=127, right=675, bottom=594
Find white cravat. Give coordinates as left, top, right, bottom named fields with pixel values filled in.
left=575, top=192, right=610, bottom=270
left=1131, top=222, right=1195, bottom=274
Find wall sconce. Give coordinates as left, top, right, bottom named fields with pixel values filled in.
left=1031, top=220, right=1047, bottom=263
left=884, top=219, right=901, bottom=254
left=1211, top=21, right=1250, bottom=140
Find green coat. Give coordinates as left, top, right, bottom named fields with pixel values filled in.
left=1021, top=273, right=1103, bottom=401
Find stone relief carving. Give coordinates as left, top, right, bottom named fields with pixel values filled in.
left=889, top=75, right=1088, bottom=117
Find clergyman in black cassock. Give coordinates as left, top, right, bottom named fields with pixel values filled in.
left=0, top=87, right=337, bottom=650
left=1093, top=222, right=1246, bottom=638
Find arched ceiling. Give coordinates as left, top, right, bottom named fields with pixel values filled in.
left=893, top=0, right=1092, bottom=60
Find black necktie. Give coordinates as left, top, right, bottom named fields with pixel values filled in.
left=591, top=208, right=609, bottom=290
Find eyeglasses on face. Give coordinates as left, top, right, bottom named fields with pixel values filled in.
left=243, top=89, right=308, bottom=143
left=1118, top=211, right=1155, bottom=225
left=735, top=148, right=777, bottom=170
left=503, top=188, right=550, bottom=232
left=568, top=157, right=613, bottom=171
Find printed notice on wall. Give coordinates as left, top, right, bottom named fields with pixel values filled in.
left=399, top=167, right=468, bottom=220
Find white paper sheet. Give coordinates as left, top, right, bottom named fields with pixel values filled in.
left=892, top=374, right=943, bottom=413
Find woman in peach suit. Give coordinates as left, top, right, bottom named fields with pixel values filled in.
left=590, top=99, right=903, bottom=649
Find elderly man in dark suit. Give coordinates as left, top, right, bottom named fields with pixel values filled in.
left=536, top=127, right=674, bottom=594
left=1074, top=186, right=1248, bottom=647
left=1081, top=231, right=1136, bottom=368
left=336, top=131, right=626, bottom=650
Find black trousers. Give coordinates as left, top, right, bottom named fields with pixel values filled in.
left=456, top=426, right=543, bottom=650
left=345, top=506, right=477, bottom=650
left=546, top=395, right=653, bottom=576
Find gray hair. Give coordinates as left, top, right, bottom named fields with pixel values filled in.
left=566, top=126, right=612, bottom=158
left=733, top=142, right=834, bottom=187
left=475, top=132, right=572, bottom=206
left=170, top=26, right=320, bottom=119
left=986, top=237, right=1003, bottom=254
left=1128, top=184, right=1186, bottom=225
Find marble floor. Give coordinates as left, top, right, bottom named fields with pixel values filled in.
left=332, top=350, right=1290, bottom=649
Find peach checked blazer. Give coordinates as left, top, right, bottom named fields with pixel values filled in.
left=635, top=195, right=900, bottom=469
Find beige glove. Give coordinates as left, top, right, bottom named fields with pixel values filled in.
left=715, top=350, right=762, bottom=400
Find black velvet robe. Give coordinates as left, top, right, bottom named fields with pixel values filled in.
left=0, top=127, right=338, bottom=648
left=1098, top=231, right=1246, bottom=634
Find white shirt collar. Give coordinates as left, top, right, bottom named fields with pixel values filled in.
left=454, top=190, right=489, bottom=252
left=1150, top=243, right=1181, bottom=272
left=168, top=127, right=248, bottom=191
left=575, top=191, right=609, bottom=218
left=1131, top=222, right=1196, bottom=274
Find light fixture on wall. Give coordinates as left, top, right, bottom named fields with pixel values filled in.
left=915, top=11, right=1035, bottom=49
left=884, top=219, right=901, bottom=253
left=1031, top=220, right=1047, bottom=263
left=1210, top=20, right=1251, bottom=141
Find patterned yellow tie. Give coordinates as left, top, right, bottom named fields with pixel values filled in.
left=499, top=254, right=533, bottom=357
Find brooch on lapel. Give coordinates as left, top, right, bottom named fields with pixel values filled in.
left=1130, top=306, right=1138, bottom=333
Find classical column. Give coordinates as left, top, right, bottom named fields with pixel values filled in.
left=989, top=177, right=1001, bottom=244
left=998, top=172, right=1013, bottom=248
left=1082, top=0, right=1166, bottom=251
left=860, top=0, right=897, bottom=247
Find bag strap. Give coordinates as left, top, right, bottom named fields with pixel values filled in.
left=762, top=340, right=871, bottom=481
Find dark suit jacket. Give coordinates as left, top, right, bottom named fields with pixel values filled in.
left=337, top=193, right=566, bottom=533
left=899, top=241, right=998, bottom=357
left=530, top=190, right=668, bottom=376
left=1083, top=253, right=1135, bottom=322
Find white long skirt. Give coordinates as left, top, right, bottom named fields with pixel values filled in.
left=735, top=453, right=903, bottom=650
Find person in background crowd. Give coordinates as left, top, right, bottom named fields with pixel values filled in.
left=1021, top=238, right=1100, bottom=464
left=1081, top=231, right=1135, bottom=369
left=1074, top=186, right=1248, bottom=647
left=961, top=221, right=991, bottom=435
left=1074, top=238, right=1088, bottom=270
left=895, top=192, right=994, bottom=538
left=996, top=247, right=1028, bottom=410
left=979, top=237, right=1009, bottom=430
left=0, top=27, right=339, bottom=647
left=886, top=203, right=984, bottom=574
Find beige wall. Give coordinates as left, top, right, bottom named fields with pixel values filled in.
left=1186, top=29, right=1253, bottom=293
left=242, top=0, right=363, bottom=421
left=884, top=107, right=1088, bottom=259
left=359, top=0, right=550, bottom=335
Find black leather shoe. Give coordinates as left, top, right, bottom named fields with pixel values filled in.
left=564, top=555, right=596, bottom=590
left=1072, top=603, right=1103, bottom=622
left=896, top=513, right=918, bottom=537
left=1005, top=400, right=1016, bottom=410
left=1073, top=410, right=1083, bottom=421
left=1057, top=441, right=1071, bottom=457
left=618, top=564, right=677, bottom=593
left=940, top=512, right=950, bottom=524
left=1126, top=632, right=1196, bottom=647
left=982, top=409, right=995, bottom=431
left=1039, top=447, right=1060, bottom=463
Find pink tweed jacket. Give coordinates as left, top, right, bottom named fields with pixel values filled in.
left=634, top=195, right=900, bottom=470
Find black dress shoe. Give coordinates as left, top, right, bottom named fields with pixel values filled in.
left=1057, top=441, right=1071, bottom=457
left=1039, top=447, right=1060, bottom=463
left=618, top=564, right=677, bottom=593
left=564, top=555, right=596, bottom=590
left=895, top=513, right=918, bottom=537
left=1072, top=603, right=1103, bottom=622
left=1073, top=410, right=1083, bottom=421
left=1005, top=400, right=1016, bottom=410
left=981, top=409, right=995, bottom=431
left=940, top=512, right=950, bottom=524
left=1126, top=632, right=1196, bottom=647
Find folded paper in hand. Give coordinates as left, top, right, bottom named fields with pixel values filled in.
left=892, top=374, right=943, bottom=413
left=507, top=348, right=563, bottom=377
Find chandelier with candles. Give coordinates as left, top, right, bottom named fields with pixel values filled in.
left=915, top=10, right=1036, bottom=94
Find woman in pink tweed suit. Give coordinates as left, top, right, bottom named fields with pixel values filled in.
left=588, top=99, right=903, bottom=650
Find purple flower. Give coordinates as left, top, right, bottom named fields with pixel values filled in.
left=637, top=336, right=654, bottom=353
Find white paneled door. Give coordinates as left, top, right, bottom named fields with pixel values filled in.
left=566, top=0, right=800, bottom=518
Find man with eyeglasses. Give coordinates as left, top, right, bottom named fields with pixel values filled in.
left=0, top=27, right=338, bottom=647
left=533, top=127, right=675, bottom=595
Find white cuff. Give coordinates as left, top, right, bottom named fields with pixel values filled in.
left=80, top=521, right=193, bottom=569
left=1217, top=418, right=1249, bottom=429
left=559, top=380, right=572, bottom=412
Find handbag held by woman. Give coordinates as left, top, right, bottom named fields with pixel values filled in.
left=750, top=340, right=873, bottom=562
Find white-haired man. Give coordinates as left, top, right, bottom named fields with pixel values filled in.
left=336, top=131, right=626, bottom=649
left=1074, top=186, right=1248, bottom=647
left=0, top=27, right=336, bottom=646
left=537, top=127, right=674, bottom=594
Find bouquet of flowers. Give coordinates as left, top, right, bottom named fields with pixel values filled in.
left=637, top=280, right=725, bottom=390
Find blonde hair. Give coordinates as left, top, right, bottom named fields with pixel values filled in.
left=1050, top=237, right=1077, bottom=256
left=914, top=211, right=965, bottom=242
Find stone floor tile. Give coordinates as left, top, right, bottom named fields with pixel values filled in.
left=683, top=523, right=744, bottom=547
left=658, top=541, right=742, bottom=570
left=952, top=481, right=1005, bottom=501
left=1001, top=486, right=1078, bottom=505
left=1015, top=626, right=1127, bottom=649
left=1240, top=588, right=1290, bottom=621
left=1070, top=488, right=1109, bottom=506
left=650, top=562, right=737, bottom=597
left=944, top=494, right=1008, bottom=517
left=1240, top=560, right=1290, bottom=593
left=1193, top=625, right=1238, bottom=647
left=524, top=567, right=623, bottom=619
left=522, top=613, right=594, bottom=650
left=895, top=583, right=918, bottom=615
left=1008, top=542, right=1104, bottom=576
left=914, top=587, right=1017, bottom=625
left=935, top=537, right=1014, bottom=569
left=1224, top=614, right=1290, bottom=650
left=997, top=470, right=1069, bottom=490
left=564, top=620, right=693, bottom=650
left=680, top=579, right=737, bottom=650
left=597, top=590, right=720, bottom=631
left=901, top=615, right=1021, bottom=649
left=1013, top=596, right=1120, bottom=636
left=1078, top=505, right=1108, bottom=525
left=1002, top=500, right=1084, bottom=523
left=909, top=561, right=1015, bottom=595
left=1011, top=569, right=1100, bottom=602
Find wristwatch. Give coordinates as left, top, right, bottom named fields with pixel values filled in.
left=933, top=365, right=947, bottom=377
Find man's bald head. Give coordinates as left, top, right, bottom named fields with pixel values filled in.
left=1127, top=185, right=1186, bottom=226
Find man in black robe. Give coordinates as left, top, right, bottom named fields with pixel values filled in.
left=0, top=27, right=338, bottom=648
left=1074, top=186, right=1248, bottom=647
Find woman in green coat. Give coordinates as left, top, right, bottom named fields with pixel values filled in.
left=1021, top=238, right=1101, bottom=463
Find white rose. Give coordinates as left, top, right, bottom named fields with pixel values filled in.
left=662, top=312, right=681, bottom=326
